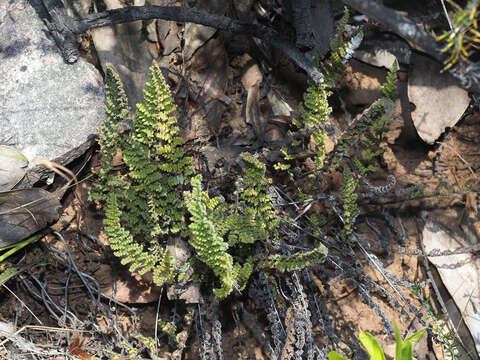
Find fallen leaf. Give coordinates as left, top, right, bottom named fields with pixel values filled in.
left=0, top=145, right=28, bottom=192
left=423, top=220, right=480, bottom=356
left=241, top=63, right=264, bottom=142
left=0, top=188, right=61, bottom=247
left=408, top=53, right=470, bottom=144
left=267, top=90, right=292, bottom=117
left=68, top=335, right=91, bottom=360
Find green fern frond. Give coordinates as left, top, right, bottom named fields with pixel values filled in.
left=266, top=242, right=327, bottom=272
left=329, top=6, right=350, bottom=54
left=382, top=59, right=399, bottom=100
left=298, top=81, right=331, bottom=168
left=89, top=64, right=132, bottom=203
left=185, top=175, right=235, bottom=299
left=120, top=62, right=193, bottom=241
left=153, top=248, right=176, bottom=286
left=326, top=7, right=363, bottom=83
left=341, top=166, right=359, bottom=244
left=227, top=153, right=279, bottom=244
left=104, top=194, right=156, bottom=275
left=233, top=259, right=254, bottom=291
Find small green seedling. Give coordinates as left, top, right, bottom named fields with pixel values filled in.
left=328, top=322, right=425, bottom=360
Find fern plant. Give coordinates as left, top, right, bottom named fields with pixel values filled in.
left=277, top=6, right=363, bottom=171
left=341, top=165, right=359, bottom=245
left=225, top=153, right=279, bottom=245
left=185, top=175, right=254, bottom=299
left=91, top=62, right=194, bottom=285
left=329, top=60, right=398, bottom=173
left=92, top=64, right=325, bottom=298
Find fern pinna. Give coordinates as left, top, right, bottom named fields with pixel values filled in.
left=91, top=62, right=193, bottom=285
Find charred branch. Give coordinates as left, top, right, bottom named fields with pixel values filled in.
left=34, top=1, right=325, bottom=84
left=290, top=0, right=316, bottom=50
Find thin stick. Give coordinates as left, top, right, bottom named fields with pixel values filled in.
left=439, top=0, right=453, bottom=30
left=1, top=284, right=43, bottom=326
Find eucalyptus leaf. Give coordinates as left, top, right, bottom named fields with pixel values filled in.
left=358, top=332, right=386, bottom=360
left=0, top=145, right=28, bottom=192
left=395, top=341, right=413, bottom=360
left=328, top=351, right=350, bottom=360
left=0, top=189, right=61, bottom=247
left=404, top=328, right=426, bottom=343
left=0, top=267, right=19, bottom=285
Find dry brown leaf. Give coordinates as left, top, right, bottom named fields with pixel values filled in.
left=408, top=53, right=470, bottom=144
left=0, top=145, right=28, bottom=192
left=95, top=264, right=162, bottom=303
left=241, top=63, right=265, bottom=142
left=68, top=335, right=91, bottom=360
left=0, top=188, right=61, bottom=247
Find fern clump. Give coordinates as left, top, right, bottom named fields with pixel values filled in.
left=184, top=154, right=282, bottom=299
left=91, top=62, right=193, bottom=285
left=93, top=62, right=328, bottom=300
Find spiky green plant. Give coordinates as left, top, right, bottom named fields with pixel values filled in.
left=225, top=153, right=279, bottom=245
left=437, top=0, right=480, bottom=70
left=329, top=60, right=398, bottom=173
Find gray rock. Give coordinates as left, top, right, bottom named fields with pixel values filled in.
left=0, top=0, right=105, bottom=184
